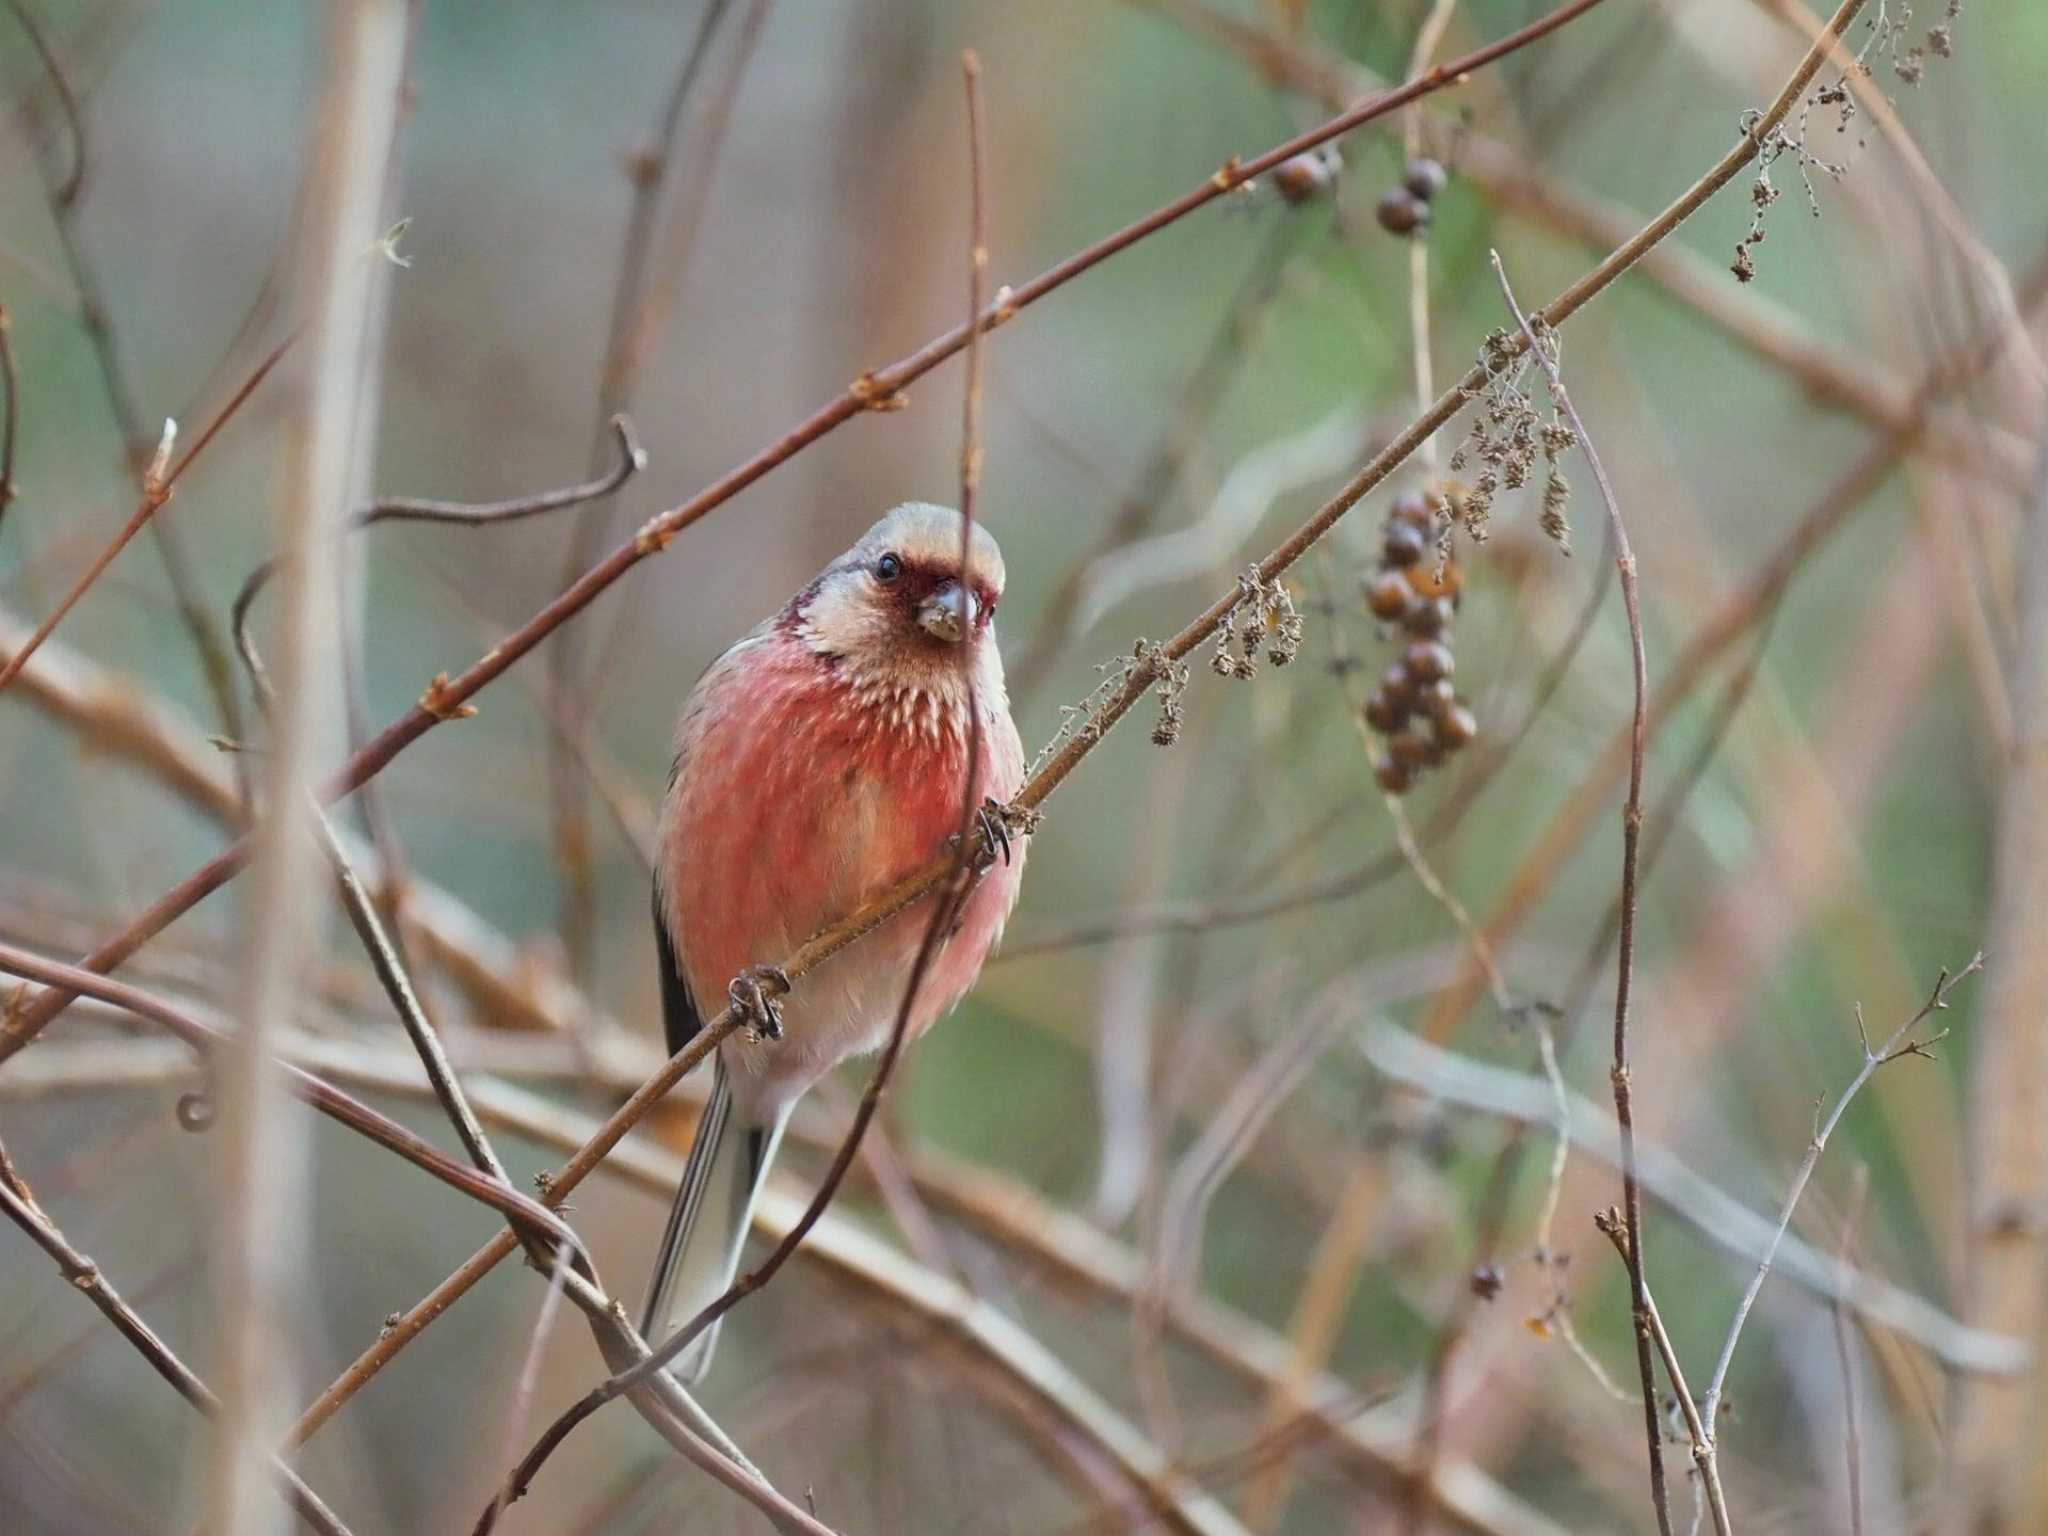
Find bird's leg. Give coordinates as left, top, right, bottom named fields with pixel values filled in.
left=728, top=964, right=791, bottom=1041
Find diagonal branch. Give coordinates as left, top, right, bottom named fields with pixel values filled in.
left=0, top=1143, right=355, bottom=1536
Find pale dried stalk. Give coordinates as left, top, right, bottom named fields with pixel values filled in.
left=207, top=5, right=405, bottom=1532
left=1951, top=427, right=2048, bottom=1531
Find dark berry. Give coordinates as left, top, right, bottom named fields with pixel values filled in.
left=1390, top=489, right=1433, bottom=528
left=1272, top=149, right=1339, bottom=205
left=1375, top=187, right=1429, bottom=236
left=1387, top=729, right=1434, bottom=770
left=1364, top=569, right=1413, bottom=622
left=1402, top=158, right=1448, bottom=202
left=1380, top=660, right=1414, bottom=702
left=1434, top=702, right=1478, bottom=751
left=1403, top=596, right=1453, bottom=638
left=1470, top=1263, right=1505, bottom=1300
left=1383, top=521, right=1427, bottom=568
left=1373, top=754, right=1414, bottom=795
left=1401, top=639, right=1454, bottom=683
left=1415, top=677, right=1456, bottom=717
left=1362, top=689, right=1408, bottom=734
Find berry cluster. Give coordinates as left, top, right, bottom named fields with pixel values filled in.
left=1375, top=157, right=1447, bottom=237
left=1358, top=490, right=1478, bottom=795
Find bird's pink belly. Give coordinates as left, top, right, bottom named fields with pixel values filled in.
left=668, top=686, right=1019, bottom=1113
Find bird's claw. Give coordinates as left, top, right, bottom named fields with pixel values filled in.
left=729, top=964, right=791, bottom=1041
left=951, top=797, right=1025, bottom=873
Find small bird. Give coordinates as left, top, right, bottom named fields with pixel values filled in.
left=643, top=502, right=1027, bottom=1380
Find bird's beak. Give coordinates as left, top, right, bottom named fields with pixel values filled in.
left=917, top=580, right=977, bottom=644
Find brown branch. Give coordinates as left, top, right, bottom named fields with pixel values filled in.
left=342, top=1057, right=1546, bottom=1536
left=0, top=323, right=298, bottom=699
left=0, top=606, right=609, bottom=1035
left=0, top=1141, right=355, bottom=1536
left=0, top=0, right=1613, bottom=1048
left=1492, top=251, right=1669, bottom=1532
left=0, top=942, right=590, bottom=1267
left=1593, top=1210, right=1728, bottom=1536
left=3, top=0, right=252, bottom=744
left=230, top=414, right=648, bottom=699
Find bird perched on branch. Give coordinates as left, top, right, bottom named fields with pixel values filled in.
left=643, top=502, right=1027, bottom=1380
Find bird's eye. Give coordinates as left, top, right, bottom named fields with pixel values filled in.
left=874, top=553, right=903, bottom=583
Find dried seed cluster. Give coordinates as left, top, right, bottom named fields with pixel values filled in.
left=1136, top=639, right=1192, bottom=747
left=1375, top=157, right=1448, bottom=238
left=1358, top=491, right=1479, bottom=796
left=1446, top=329, right=1575, bottom=554
left=1731, top=0, right=1962, bottom=284
left=1211, top=568, right=1304, bottom=681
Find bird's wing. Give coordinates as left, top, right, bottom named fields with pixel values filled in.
left=652, top=874, right=703, bottom=1056
left=653, top=620, right=788, bottom=1059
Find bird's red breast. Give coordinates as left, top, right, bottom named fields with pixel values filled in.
left=658, top=622, right=1026, bottom=1116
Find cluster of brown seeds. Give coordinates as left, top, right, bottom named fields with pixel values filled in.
left=1359, top=491, right=1478, bottom=795
left=1375, top=157, right=1448, bottom=237
left=1211, top=568, right=1304, bottom=681
left=1447, top=329, right=1576, bottom=554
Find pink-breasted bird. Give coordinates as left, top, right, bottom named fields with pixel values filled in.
left=643, top=503, right=1027, bottom=1379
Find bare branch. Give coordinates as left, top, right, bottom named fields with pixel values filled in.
left=0, top=1142, right=354, bottom=1536
left=1492, top=248, right=1669, bottom=1533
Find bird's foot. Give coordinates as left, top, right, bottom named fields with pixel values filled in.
left=954, top=797, right=1034, bottom=873
left=729, top=964, right=791, bottom=1042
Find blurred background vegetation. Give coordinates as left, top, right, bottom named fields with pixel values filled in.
left=3, top=0, right=2046, bottom=1532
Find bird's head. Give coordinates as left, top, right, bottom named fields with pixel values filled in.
left=791, top=503, right=1007, bottom=691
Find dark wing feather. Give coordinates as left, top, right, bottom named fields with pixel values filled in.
left=652, top=874, right=703, bottom=1056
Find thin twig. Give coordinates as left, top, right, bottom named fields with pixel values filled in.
left=1360, top=1023, right=2024, bottom=1373
left=4, top=0, right=252, bottom=744
left=230, top=415, right=647, bottom=701
left=485, top=1240, right=573, bottom=1532
left=0, top=605, right=614, bottom=1036
left=1700, top=957, right=1984, bottom=1422
left=1594, top=1210, right=1730, bottom=1536
left=0, top=1142, right=355, bottom=1536
left=1491, top=248, right=1669, bottom=1534
left=0, top=320, right=302, bottom=698
left=0, top=942, right=590, bottom=1266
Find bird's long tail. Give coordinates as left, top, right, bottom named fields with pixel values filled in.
left=641, top=1054, right=784, bottom=1382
